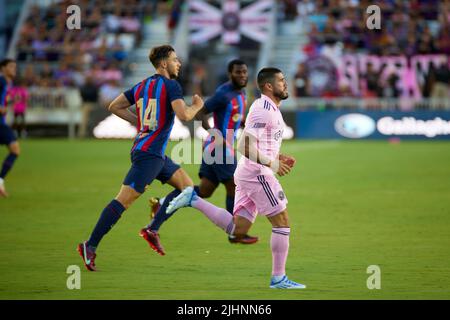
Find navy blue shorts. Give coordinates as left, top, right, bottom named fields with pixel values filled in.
left=0, top=125, right=17, bottom=145
left=123, top=151, right=180, bottom=193
left=198, top=156, right=237, bottom=185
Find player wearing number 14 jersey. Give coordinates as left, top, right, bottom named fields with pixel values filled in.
left=77, top=45, right=205, bottom=271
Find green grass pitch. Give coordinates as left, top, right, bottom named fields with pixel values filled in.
left=1, top=139, right=450, bottom=299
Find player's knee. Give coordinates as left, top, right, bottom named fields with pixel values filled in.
left=269, top=210, right=290, bottom=228
left=173, top=169, right=194, bottom=189
left=114, top=195, right=134, bottom=209
left=9, top=142, right=20, bottom=155
left=115, top=186, right=141, bottom=209
left=183, top=177, right=194, bottom=188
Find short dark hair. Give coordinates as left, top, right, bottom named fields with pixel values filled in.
left=149, top=45, right=175, bottom=68
left=0, top=58, right=16, bottom=69
left=257, top=67, right=282, bottom=91
left=227, top=59, right=246, bottom=73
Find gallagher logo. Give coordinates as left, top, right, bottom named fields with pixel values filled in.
left=334, top=113, right=376, bottom=138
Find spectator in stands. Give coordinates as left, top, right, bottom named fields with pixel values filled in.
left=293, top=63, right=309, bottom=98
left=167, top=0, right=183, bottom=43
left=54, top=62, right=73, bottom=87
left=79, top=76, right=99, bottom=138
left=39, top=63, right=54, bottom=86
left=364, top=63, right=382, bottom=98
left=430, top=63, right=450, bottom=109
left=191, top=64, right=207, bottom=97
left=382, top=72, right=401, bottom=99
left=102, top=62, right=123, bottom=83
left=111, top=35, right=127, bottom=62
left=436, top=28, right=450, bottom=54
left=72, top=65, right=86, bottom=88
left=120, top=8, right=141, bottom=34
left=98, top=79, right=121, bottom=108
left=147, top=0, right=159, bottom=20
left=31, top=33, right=50, bottom=61
left=282, top=0, right=298, bottom=21
left=417, top=28, right=437, bottom=54
left=85, top=7, right=102, bottom=29
left=22, top=64, right=37, bottom=88
left=10, top=78, right=29, bottom=139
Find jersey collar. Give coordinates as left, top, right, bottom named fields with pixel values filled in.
left=261, top=94, right=279, bottom=110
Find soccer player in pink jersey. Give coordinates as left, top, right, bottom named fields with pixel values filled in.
left=167, top=68, right=306, bottom=289
left=10, top=79, right=29, bottom=138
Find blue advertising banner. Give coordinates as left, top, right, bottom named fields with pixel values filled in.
left=296, top=111, right=450, bottom=140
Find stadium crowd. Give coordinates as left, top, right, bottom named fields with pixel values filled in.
left=7, top=0, right=450, bottom=107
left=13, top=0, right=171, bottom=89
left=284, top=0, right=450, bottom=100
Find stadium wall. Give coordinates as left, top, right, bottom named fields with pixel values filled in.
left=296, top=111, right=450, bottom=140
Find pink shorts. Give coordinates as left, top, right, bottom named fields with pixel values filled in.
left=233, top=174, right=288, bottom=222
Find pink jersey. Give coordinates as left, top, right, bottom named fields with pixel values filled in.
left=9, top=86, right=28, bottom=114
left=235, top=94, right=284, bottom=181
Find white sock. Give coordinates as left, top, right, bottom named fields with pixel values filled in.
left=271, top=274, right=285, bottom=282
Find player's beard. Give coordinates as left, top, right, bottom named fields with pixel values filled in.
left=274, top=89, right=289, bottom=100
left=168, top=66, right=179, bottom=79
left=232, top=78, right=248, bottom=89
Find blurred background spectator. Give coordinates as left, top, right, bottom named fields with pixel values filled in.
left=10, top=78, right=29, bottom=138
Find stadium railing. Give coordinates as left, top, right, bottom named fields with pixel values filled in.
left=4, top=87, right=83, bottom=138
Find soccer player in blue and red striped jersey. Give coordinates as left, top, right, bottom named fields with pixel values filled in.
left=143, top=60, right=258, bottom=255
left=77, top=45, right=206, bottom=271
left=0, top=59, right=20, bottom=198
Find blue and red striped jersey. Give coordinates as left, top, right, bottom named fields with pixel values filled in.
left=203, top=82, right=247, bottom=155
left=0, top=75, right=10, bottom=125
left=124, top=74, right=183, bottom=157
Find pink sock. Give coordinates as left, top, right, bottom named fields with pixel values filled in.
left=271, top=227, right=290, bottom=276
left=192, top=197, right=235, bottom=235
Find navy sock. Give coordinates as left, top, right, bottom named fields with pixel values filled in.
left=148, top=189, right=180, bottom=231
left=226, top=195, right=234, bottom=215
left=148, top=186, right=200, bottom=232
left=87, top=199, right=125, bottom=250
left=0, top=153, right=18, bottom=179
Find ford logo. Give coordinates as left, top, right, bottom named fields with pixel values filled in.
left=334, top=114, right=376, bottom=138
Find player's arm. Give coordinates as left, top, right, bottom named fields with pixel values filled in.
left=0, top=81, right=7, bottom=115
left=194, top=92, right=225, bottom=130
left=108, top=93, right=138, bottom=126
left=171, top=94, right=204, bottom=121
left=194, top=107, right=211, bottom=131
left=0, top=101, right=6, bottom=115
left=237, top=131, right=292, bottom=177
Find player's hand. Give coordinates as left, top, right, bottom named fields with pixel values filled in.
left=192, top=94, right=204, bottom=108
left=269, top=159, right=292, bottom=177
left=279, top=154, right=296, bottom=168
